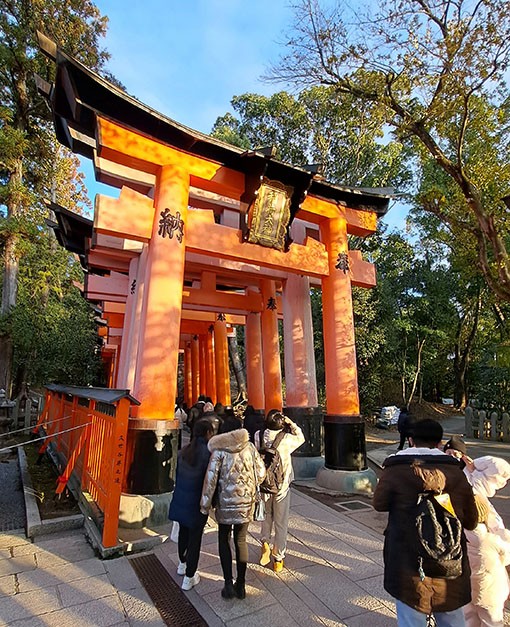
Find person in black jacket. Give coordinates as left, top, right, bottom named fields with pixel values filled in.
left=397, top=408, right=416, bottom=450
left=374, top=418, right=478, bottom=625
left=168, top=419, right=214, bottom=591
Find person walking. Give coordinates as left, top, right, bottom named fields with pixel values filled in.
left=443, top=436, right=510, bottom=532
left=397, top=407, right=416, bottom=451
left=186, top=395, right=209, bottom=437
left=200, top=417, right=265, bottom=600
left=168, top=419, right=215, bottom=591
left=174, top=398, right=187, bottom=449
left=373, top=418, right=478, bottom=626
left=255, top=409, right=305, bottom=572
left=463, top=494, right=510, bottom=627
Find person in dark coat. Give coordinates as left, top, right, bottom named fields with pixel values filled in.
left=373, top=418, right=478, bottom=626
left=397, top=407, right=416, bottom=450
left=168, top=419, right=214, bottom=591
left=243, top=405, right=265, bottom=443
left=186, top=395, right=209, bottom=437
left=201, top=401, right=222, bottom=435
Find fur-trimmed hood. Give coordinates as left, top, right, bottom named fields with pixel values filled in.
left=201, top=428, right=266, bottom=525
left=208, top=428, right=249, bottom=454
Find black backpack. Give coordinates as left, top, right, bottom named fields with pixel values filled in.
left=413, top=491, right=463, bottom=581
left=257, top=430, right=286, bottom=495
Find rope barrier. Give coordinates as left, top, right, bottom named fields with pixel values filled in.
left=0, top=415, right=73, bottom=439
left=0, top=422, right=92, bottom=454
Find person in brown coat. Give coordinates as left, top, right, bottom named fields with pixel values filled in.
left=373, top=418, right=478, bottom=626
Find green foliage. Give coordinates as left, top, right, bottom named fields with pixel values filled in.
left=11, top=231, right=101, bottom=387
left=274, top=0, right=510, bottom=302
left=211, top=87, right=410, bottom=189
left=0, top=0, right=111, bottom=392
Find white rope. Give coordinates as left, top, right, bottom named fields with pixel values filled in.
left=0, top=422, right=92, bottom=454
left=0, top=414, right=73, bottom=439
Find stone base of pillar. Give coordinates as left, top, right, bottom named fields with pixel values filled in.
left=126, top=422, right=179, bottom=494
left=316, top=466, right=377, bottom=496
left=291, top=455, right=325, bottom=480
left=285, top=406, right=323, bottom=456
left=119, top=492, right=172, bottom=528
left=324, top=415, right=367, bottom=470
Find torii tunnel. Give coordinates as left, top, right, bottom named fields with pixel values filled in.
left=38, top=34, right=390, bottom=497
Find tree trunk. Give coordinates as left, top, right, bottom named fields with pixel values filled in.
left=0, top=157, right=23, bottom=397
left=405, top=338, right=425, bottom=410
left=228, top=331, right=247, bottom=400
left=453, top=292, right=481, bottom=409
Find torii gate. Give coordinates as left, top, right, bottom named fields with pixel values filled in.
left=38, top=34, right=390, bottom=512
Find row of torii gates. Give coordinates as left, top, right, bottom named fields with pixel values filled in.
left=38, top=34, right=390, bottom=503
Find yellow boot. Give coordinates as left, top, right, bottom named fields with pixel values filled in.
left=260, top=542, right=271, bottom=566
left=273, top=559, right=284, bottom=573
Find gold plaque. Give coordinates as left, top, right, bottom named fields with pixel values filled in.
left=247, top=179, right=292, bottom=251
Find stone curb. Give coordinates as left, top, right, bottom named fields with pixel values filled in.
left=18, top=446, right=84, bottom=538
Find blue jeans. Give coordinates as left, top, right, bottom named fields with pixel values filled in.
left=396, top=600, right=466, bottom=627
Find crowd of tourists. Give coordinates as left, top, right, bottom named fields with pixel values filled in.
left=168, top=397, right=304, bottom=599
left=170, top=398, right=510, bottom=625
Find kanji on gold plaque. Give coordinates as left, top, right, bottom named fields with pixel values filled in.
left=247, top=179, right=292, bottom=251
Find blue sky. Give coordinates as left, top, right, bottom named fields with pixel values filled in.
left=82, top=0, right=406, bottom=229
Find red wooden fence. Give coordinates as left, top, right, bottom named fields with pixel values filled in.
left=34, top=384, right=139, bottom=548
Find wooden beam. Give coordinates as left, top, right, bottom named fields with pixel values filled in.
left=97, top=116, right=245, bottom=199
left=94, top=186, right=155, bottom=243
left=185, top=208, right=329, bottom=278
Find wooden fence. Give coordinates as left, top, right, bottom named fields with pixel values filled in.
left=465, top=406, right=510, bottom=442
left=34, top=384, right=139, bottom=548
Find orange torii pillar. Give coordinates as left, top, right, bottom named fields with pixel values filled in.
left=124, top=246, right=148, bottom=392
left=130, top=163, right=188, bottom=495
left=191, top=335, right=200, bottom=404
left=205, top=327, right=217, bottom=404
left=261, top=279, right=283, bottom=412
left=199, top=335, right=207, bottom=397
left=316, top=214, right=374, bottom=492
left=184, top=342, right=193, bottom=408
left=245, top=306, right=265, bottom=413
left=282, top=273, right=322, bottom=465
left=214, top=317, right=231, bottom=406
left=115, top=256, right=138, bottom=388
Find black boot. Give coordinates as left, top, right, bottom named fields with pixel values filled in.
left=234, top=580, right=246, bottom=599
left=221, top=580, right=236, bottom=599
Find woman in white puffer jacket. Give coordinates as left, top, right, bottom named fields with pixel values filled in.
left=463, top=494, right=510, bottom=627
left=444, top=437, right=510, bottom=531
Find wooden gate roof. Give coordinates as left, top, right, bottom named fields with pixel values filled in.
left=36, top=32, right=392, bottom=217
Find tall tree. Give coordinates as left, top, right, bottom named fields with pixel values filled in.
left=212, top=87, right=409, bottom=188
left=271, top=0, right=510, bottom=302
left=0, top=0, right=111, bottom=394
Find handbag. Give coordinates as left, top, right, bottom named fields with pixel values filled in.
left=251, top=448, right=266, bottom=522
left=170, top=520, right=179, bottom=543
left=254, top=494, right=265, bottom=522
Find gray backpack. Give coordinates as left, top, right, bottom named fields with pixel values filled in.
left=257, top=430, right=286, bottom=495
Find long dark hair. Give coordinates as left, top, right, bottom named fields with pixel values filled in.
left=181, top=419, right=213, bottom=466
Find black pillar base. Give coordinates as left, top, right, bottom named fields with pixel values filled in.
left=284, top=406, right=323, bottom=457
left=324, top=415, right=367, bottom=471
left=126, top=427, right=178, bottom=495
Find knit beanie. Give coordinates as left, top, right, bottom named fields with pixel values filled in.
left=443, top=435, right=467, bottom=456
left=474, top=494, right=490, bottom=524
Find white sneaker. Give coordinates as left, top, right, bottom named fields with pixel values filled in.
left=182, top=572, right=200, bottom=591
left=177, top=561, right=186, bottom=576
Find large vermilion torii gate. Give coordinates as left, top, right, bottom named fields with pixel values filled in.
left=38, top=34, right=391, bottom=516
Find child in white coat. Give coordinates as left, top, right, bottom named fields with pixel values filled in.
left=463, top=494, right=510, bottom=627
